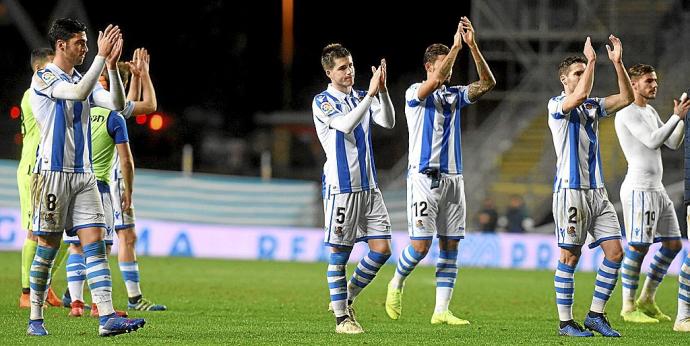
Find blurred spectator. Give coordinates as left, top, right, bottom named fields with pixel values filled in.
left=477, top=197, right=498, bottom=232
left=502, top=195, right=533, bottom=233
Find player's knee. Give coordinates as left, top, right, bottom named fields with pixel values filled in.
left=628, top=245, right=649, bottom=256
left=368, top=240, right=391, bottom=256
left=411, top=243, right=431, bottom=258
left=68, top=243, right=83, bottom=254
left=608, top=248, right=624, bottom=263
left=119, top=229, right=137, bottom=247
left=26, top=231, right=38, bottom=241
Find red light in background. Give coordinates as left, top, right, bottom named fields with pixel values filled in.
left=10, top=105, right=21, bottom=119
left=135, top=114, right=147, bottom=125
left=14, top=133, right=23, bottom=145
left=149, top=114, right=163, bottom=131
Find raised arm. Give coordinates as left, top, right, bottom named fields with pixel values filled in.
left=603, top=35, right=634, bottom=114
left=462, top=17, right=496, bottom=102
left=561, top=37, right=596, bottom=113
left=664, top=96, right=690, bottom=149
left=417, top=21, right=462, bottom=101
left=127, top=48, right=157, bottom=115
left=372, top=59, right=395, bottom=129
left=105, top=37, right=126, bottom=110
left=51, top=25, right=120, bottom=101
left=623, top=109, right=682, bottom=150
left=126, top=49, right=142, bottom=102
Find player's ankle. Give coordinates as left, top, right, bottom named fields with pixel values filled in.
left=559, top=320, right=574, bottom=328
left=128, top=295, right=142, bottom=305
left=588, top=311, right=603, bottom=318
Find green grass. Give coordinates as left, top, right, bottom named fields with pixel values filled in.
left=0, top=251, right=686, bottom=344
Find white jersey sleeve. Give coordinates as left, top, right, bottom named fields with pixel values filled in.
left=33, top=69, right=66, bottom=99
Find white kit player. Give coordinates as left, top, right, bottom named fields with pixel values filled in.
left=312, top=43, right=395, bottom=334
left=385, top=17, right=495, bottom=326
left=548, top=36, right=634, bottom=337
left=26, top=18, right=145, bottom=337
left=615, top=63, right=690, bottom=329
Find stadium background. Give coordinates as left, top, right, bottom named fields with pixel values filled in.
left=1, top=0, right=690, bottom=343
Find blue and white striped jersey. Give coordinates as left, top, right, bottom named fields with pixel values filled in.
left=405, top=83, right=473, bottom=174
left=313, top=85, right=381, bottom=195
left=548, top=92, right=609, bottom=191
left=30, top=63, right=109, bottom=173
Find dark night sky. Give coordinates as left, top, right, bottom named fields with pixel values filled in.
left=0, top=1, right=473, bottom=172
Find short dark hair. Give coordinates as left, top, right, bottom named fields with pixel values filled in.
left=628, top=64, right=655, bottom=80
left=321, top=43, right=350, bottom=71
left=423, top=44, right=450, bottom=65
left=558, top=56, right=587, bottom=78
left=30, top=48, right=54, bottom=69
left=48, top=18, right=87, bottom=49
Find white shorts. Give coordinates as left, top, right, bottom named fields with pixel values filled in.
left=553, top=188, right=621, bottom=249
left=407, top=172, right=465, bottom=240
left=323, top=188, right=391, bottom=247
left=620, top=185, right=681, bottom=245
left=31, top=171, right=106, bottom=237
left=64, top=181, right=114, bottom=245
left=110, top=177, right=136, bottom=230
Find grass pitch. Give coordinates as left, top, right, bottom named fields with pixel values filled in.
left=0, top=251, right=686, bottom=344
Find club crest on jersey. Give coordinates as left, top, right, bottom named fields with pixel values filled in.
left=415, top=219, right=425, bottom=230
left=320, top=101, right=335, bottom=115
left=585, top=103, right=593, bottom=110
left=334, top=226, right=344, bottom=237
left=40, top=71, right=58, bottom=85
left=42, top=212, right=56, bottom=226
left=567, top=226, right=576, bottom=237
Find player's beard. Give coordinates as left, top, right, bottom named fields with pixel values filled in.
left=74, top=54, right=86, bottom=66
left=643, top=89, right=657, bottom=100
